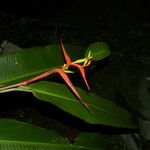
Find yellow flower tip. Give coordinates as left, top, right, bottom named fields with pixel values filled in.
left=64, top=70, right=75, bottom=74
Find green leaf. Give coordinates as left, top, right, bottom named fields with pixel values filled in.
left=0, top=44, right=85, bottom=86
left=0, top=42, right=110, bottom=87
left=23, top=81, right=138, bottom=128
left=86, top=42, right=111, bottom=61
left=0, top=119, right=111, bottom=150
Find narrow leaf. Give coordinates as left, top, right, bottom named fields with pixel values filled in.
left=23, top=81, right=138, bottom=128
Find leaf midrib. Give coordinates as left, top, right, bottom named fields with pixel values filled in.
left=33, top=88, right=131, bottom=122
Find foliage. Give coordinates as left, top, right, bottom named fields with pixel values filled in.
left=20, top=81, right=137, bottom=128
left=0, top=42, right=138, bottom=149
left=0, top=119, right=111, bottom=150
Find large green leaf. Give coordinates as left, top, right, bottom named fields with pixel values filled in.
left=0, top=44, right=85, bottom=86
left=0, top=119, right=111, bottom=150
left=0, top=42, right=111, bottom=87
left=85, top=42, right=111, bottom=61
left=21, top=81, right=138, bottom=128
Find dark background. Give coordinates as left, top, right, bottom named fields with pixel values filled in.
left=0, top=0, right=150, bottom=148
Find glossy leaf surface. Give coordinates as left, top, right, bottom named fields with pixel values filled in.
left=0, top=44, right=85, bottom=86
left=23, top=81, right=138, bottom=128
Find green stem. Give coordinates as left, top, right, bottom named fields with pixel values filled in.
left=72, top=57, right=91, bottom=64
left=0, top=86, right=31, bottom=94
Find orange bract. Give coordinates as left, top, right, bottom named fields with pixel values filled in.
left=60, top=40, right=91, bottom=90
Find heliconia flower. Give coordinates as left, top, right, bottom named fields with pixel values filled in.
left=0, top=40, right=93, bottom=111
left=60, top=40, right=91, bottom=91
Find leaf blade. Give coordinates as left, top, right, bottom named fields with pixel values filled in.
left=25, top=81, right=138, bottom=128
left=86, top=42, right=111, bottom=61
left=0, top=44, right=85, bottom=86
